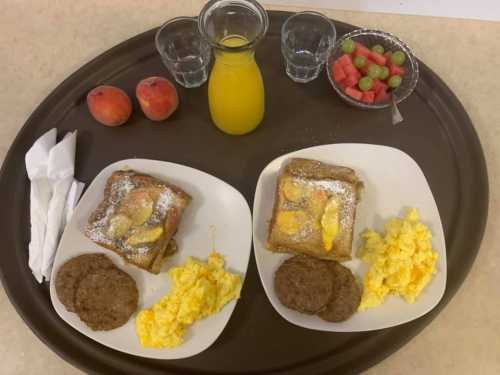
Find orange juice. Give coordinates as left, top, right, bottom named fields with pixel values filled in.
left=208, top=35, right=265, bottom=135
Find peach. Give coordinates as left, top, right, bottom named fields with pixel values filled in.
left=87, top=85, right=132, bottom=126
left=136, top=77, right=178, bottom=121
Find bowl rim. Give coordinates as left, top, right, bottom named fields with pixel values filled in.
left=326, top=28, right=420, bottom=109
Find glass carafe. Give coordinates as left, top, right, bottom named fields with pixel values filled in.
left=199, top=0, right=269, bottom=135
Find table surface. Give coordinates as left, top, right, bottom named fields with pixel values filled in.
left=0, top=1, right=499, bottom=374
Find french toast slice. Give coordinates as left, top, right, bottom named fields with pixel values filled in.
left=267, top=158, right=363, bottom=261
left=85, top=170, right=191, bottom=273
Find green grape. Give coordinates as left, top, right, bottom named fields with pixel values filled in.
left=390, top=51, right=406, bottom=66
left=371, top=44, right=385, bottom=55
left=367, top=64, right=382, bottom=79
left=388, top=75, right=402, bottom=88
left=341, top=39, right=356, bottom=54
left=379, top=66, right=390, bottom=80
left=354, top=55, right=367, bottom=69
left=359, top=76, right=374, bottom=91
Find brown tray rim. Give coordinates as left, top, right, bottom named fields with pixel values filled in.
left=0, top=10, right=489, bottom=375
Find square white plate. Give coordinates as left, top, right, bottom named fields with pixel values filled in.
left=253, top=144, right=447, bottom=332
left=49, top=159, right=252, bottom=359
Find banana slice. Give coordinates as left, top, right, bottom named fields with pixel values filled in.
left=276, top=210, right=308, bottom=236
left=127, top=226, right=164, bottom=246
left=282, top=179, right=304, bottom=203
left=119, top=189, right=154, bottom=226
left=107, top=214, right=132, bottom=239
left=308, top=189, right=329, bottom=219
left=321, top=198, right=340, bottom=252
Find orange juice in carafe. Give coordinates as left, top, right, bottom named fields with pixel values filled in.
left=198, top=0, right=269, bottom=135
left=208, top=35, right=265, bottom=135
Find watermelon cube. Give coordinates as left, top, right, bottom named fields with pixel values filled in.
left=343, top=74, right=359, bottom=88
left=373, top=79, right=388, bottom=94
left=338, top=80, right=348, bottom=90
left=383, top=51, right=392, bottom=64
left=389, top=63, right=405, bottom=76
left=333, top=63, right=347, bottom=83
left=370, top=51, right=387, bottom=66
left=345, top=87, right=363, bottom=101
left=361, top=91, right=375, bottom=104
left=337, top=54, right=353, bottom=67
left=354, top=42, right=371, bottom=58
left=375, top=89, right=390, bottom=103
left=343, top=64, right=358, bottom=76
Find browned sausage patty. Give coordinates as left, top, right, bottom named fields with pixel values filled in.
left=75, top=268, right=138, bottom=331
left=317, top=261, right=361, bottom=322
left=55, top=254, right=115, bottom=312
left=274, top=255, right=333, bottom=314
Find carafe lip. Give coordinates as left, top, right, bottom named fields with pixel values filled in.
left=198, top=0, right=269, bottom=53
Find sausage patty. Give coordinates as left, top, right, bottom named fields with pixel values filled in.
left=75, top=268, right=138, bottom=331
left=274, top=255, right=333, bottom=314
left=317, top=261, right=361, bottom=322
left=55, top=253, right=115, bottom=312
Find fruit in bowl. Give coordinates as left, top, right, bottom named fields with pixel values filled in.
left=326, top=29, right=419, bottom=109
left=87, top=85, right=133, bottom=126
left=136, top=77, right=179, bottom=121
left=333, top=40, right=406, bottom=104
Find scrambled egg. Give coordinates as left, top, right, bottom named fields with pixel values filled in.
left=136, top=252, right=242, bottom=348
left=358, top=208, right=438, bottom=311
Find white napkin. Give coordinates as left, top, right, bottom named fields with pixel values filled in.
left=41, top=131, right=78, bottom=280
left=25, top=129, right=57, bottom=283
left=63, top=179, right=85, bottom=228
left=25, top=129, right=85, bottom=282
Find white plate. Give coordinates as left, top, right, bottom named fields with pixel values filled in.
left=50, top=159, right=252, bottom=359
left=253, top=144, right=447, bottom=332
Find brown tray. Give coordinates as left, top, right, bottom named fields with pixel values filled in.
left=0, top=11, right=488, bottom=375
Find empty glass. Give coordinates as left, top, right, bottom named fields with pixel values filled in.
left=155, top=17, right=211, bottom=88
left=281, top=12, right=336, bottom=83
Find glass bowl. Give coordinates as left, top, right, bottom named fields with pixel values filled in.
left=326, top=29, right=419, bottom=109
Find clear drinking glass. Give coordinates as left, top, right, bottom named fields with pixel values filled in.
left=281, top=12, right=336, bottom=83
left=155, top=17, right=211, bottom=88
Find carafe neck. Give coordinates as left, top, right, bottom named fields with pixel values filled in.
left=213, top=35, right=257, bottom=66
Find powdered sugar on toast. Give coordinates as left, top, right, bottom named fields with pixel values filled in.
left=85, top=171, right=187, bottom=256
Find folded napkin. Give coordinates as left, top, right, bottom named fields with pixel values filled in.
left=25, top=129, right=56, bottom=283
left=25, top=129, right=84, bottom=283
left=63, top=179, right=85, bottom=228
